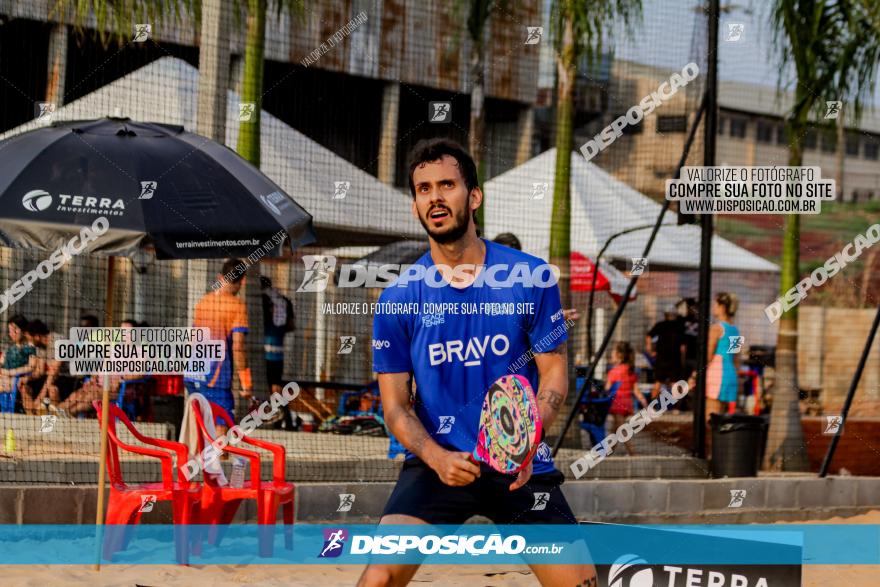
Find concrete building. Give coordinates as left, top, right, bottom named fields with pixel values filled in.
left=564, top=59, right=880, bottom=201
left=0, top=0, right=542, bottom=187
left=716, top=80, right=880, bottom=203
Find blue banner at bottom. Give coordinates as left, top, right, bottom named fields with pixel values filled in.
left=1, top=522, right=866, bottom=568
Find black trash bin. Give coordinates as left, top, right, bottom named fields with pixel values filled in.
left=710, top=413, right=766, bottom=478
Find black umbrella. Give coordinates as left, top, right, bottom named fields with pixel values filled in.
left=0, top=117, right=315, bottom=259
left=0, top=117, right=316, bottom=552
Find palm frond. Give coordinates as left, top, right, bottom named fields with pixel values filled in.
left=771, top=0, right=880, bottom=125
left=51, top=0, right=200, bottom=46
left=550, top=0, right=642, bottom=66
left=229, top=0, right=306, bottom=26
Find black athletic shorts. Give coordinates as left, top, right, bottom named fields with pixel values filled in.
left=382, top=457, right=578, bottom=525
left=653, top=361, right=680, bottom=383
left=265, top=360, right=284, bottom=386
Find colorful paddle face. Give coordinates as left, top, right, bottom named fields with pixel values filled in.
left=472, top=374, right=542, bottom=475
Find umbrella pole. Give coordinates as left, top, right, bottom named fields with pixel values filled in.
left=94, top=256, right=115, bottom=570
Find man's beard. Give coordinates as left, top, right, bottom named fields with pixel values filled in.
left=418, top=205, right=471, bottom=244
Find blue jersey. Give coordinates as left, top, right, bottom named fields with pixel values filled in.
left=372, top=239, right=566, bottom=475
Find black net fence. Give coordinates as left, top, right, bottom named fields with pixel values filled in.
left=1, top=0, right=875, bottom=490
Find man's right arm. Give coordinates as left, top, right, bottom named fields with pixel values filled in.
left=379, top=372, right=479, bottom=486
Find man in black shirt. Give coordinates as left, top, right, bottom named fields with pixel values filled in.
left=677, top=297, right=699, bottom=379
left=645, top=307, right=685, bottom=399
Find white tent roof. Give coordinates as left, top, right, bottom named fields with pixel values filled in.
left=484, top=148, right=778, bottom=272
left=1, top=57, right=421, bottom=240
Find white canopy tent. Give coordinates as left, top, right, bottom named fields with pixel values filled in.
left=1, top=56, right=422, bottom=241
left=483, top=148, right=778, bottom=273
left=0, top=57, right=426, bottom=386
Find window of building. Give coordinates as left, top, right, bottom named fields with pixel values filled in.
left=656, top=115, right=687, bottom=133
left=846, top=133, right=860, bottom=157
left=756, top=120, right=775, bottom=143
left=718, top=117, right=727, bottom=135
left=820, top=130, right=837, bottom=153
left=621, top=118, right=644, bottom=135
left=803, top=130, right=818, bottom=150
left=728, top=117, right=747, bottom=138
left=776, top=124, right=788, bottom=145
left=865, top=139, right=879, bottom=160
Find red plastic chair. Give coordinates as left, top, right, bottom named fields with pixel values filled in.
left=191, top=400, right=294, bottom=557
left=93, top=400, right=200, bottom=564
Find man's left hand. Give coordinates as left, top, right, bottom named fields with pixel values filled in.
left=509, top=460, right=532, bottom=491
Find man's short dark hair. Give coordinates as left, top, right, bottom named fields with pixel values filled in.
left=26, top=319, right=49, bottom=336
left=406, top=138, right=479, bottom=199
left=492, top=233, right=522, bottom=250
left=80, top=314, right=100, bottom=327
left=221, top=258, right=247, bottom=284
left=7, top=314, right=28, bottom=330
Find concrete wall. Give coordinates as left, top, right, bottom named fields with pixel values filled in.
left=798, top=307, right=880, bottom=405
left=3, top=476, right=879, bottom=525
left=0, top=0, right=540, bottom=103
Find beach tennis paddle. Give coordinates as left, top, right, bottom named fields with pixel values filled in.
left=470, top=374, right=542, bottom=475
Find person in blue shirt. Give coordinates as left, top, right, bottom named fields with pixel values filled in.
left=358, top=139, right=596, bottom=587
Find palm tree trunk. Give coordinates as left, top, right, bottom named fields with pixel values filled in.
left=469, top=40, right=487, bottom=228
left=763, top=112, right=810, bottom=471
left=237, top=0, right=266, bottom=167
left=547, top=8, right=579, bottom=448
left=237, top=0, right=269, bottom=407
left=835, top=115, right=845, bottom=201
left=550, top=13, right=575, bottom=310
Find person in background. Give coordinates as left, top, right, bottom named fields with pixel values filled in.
left=55, top=320, right=143, bottom=417
left=491, top=232, right=521, bottom=250
left=492, top=232, right=581, bottom=322
left=677, top=297, right=699, bottom=379
left=706, top=292, right=742, bottom=419
left=24, top=320, right=79, bottom=414
left=21, top=320, right=63, bottom=414
left=0, top=315, right=36, bottom=397
left=606, top=341, right=646, bottom=455
left=676, top=297, right=699, bottom=411
left=184, top=258, right=252, bottom=433
left=645, top=306, right=685, bottom=399
left=21, top=320, right=49, bottom=414
left=260, top=275, right=296, bottom=430
left=79, top=314, right=100, bottom=329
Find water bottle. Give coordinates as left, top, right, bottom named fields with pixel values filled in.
left=230, top=456, right=247, bottom=488
left=4, top=428, right=15, bottom=453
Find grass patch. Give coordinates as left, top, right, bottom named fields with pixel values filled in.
left=715, top=218, right=773, bottom=239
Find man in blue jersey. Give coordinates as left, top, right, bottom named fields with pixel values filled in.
left=358, top=139, right=596, bottom=587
